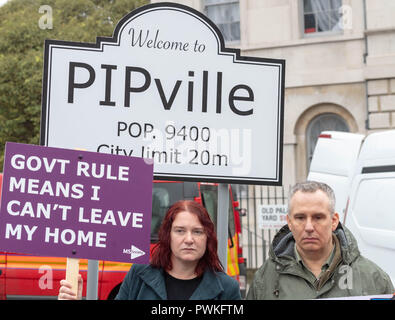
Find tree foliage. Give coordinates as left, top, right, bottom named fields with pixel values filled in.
left=0, top=0, right=148, bottom=168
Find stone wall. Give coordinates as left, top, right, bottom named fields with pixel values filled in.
left=367, top=78, right=395, bottom=130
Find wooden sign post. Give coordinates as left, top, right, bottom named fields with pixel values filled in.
left=66, top=258, right=80, bottom=297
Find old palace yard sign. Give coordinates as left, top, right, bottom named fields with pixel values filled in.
left=41, top=3, right=285, bottom=185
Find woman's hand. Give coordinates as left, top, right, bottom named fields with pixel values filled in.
left=58, top=274, right=83, bottom=300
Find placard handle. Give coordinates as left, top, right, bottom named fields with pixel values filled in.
left=66, top=257, right=80, bottom=297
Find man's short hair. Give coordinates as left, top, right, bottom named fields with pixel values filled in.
left=288, top=181, right=336, bottom=215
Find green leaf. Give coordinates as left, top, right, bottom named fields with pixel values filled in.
left=0, top=0, right=148, bottom=169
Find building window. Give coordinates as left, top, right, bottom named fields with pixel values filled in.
left=306, top=113, right=349, bottom=168
left=204, top=0, right=240, bottom=42
left=303, top=0, right=343, bottom=34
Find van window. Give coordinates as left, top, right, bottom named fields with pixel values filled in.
left=200, top=184, right=235, bottom=237
left=150, top=183, right=235, bottom=240
left=150, top=182, right=184, bottom=241
left=306, top=113, right=349, bottom=169
left=353, top=178, right=395, bottom=232
left=151, top=186, right=171, bottom=240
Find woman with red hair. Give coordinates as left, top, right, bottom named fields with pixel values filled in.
left=59, top=200, right=241, bottom=300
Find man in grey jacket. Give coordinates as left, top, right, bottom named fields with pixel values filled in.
left=247, top=181, right=394, bottom=300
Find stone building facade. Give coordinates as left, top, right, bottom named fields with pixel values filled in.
left=150, top=1, right=395, bottom=269
left=151, top=0, right=395, bottom=187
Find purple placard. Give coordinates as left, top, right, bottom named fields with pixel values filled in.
left=0, top=142, right=153, bottom=263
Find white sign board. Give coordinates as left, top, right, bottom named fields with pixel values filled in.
left=258, top=204, right=288, bottom=229
left=41, top=3, right=285, bottom=185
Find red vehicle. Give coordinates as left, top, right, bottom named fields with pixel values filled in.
left=0, top=175, right=246, bottom=299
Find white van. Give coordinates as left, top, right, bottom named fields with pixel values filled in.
left=308, top=130, right=395, bottom=285
left=343, top=130, right=395, bottom=285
